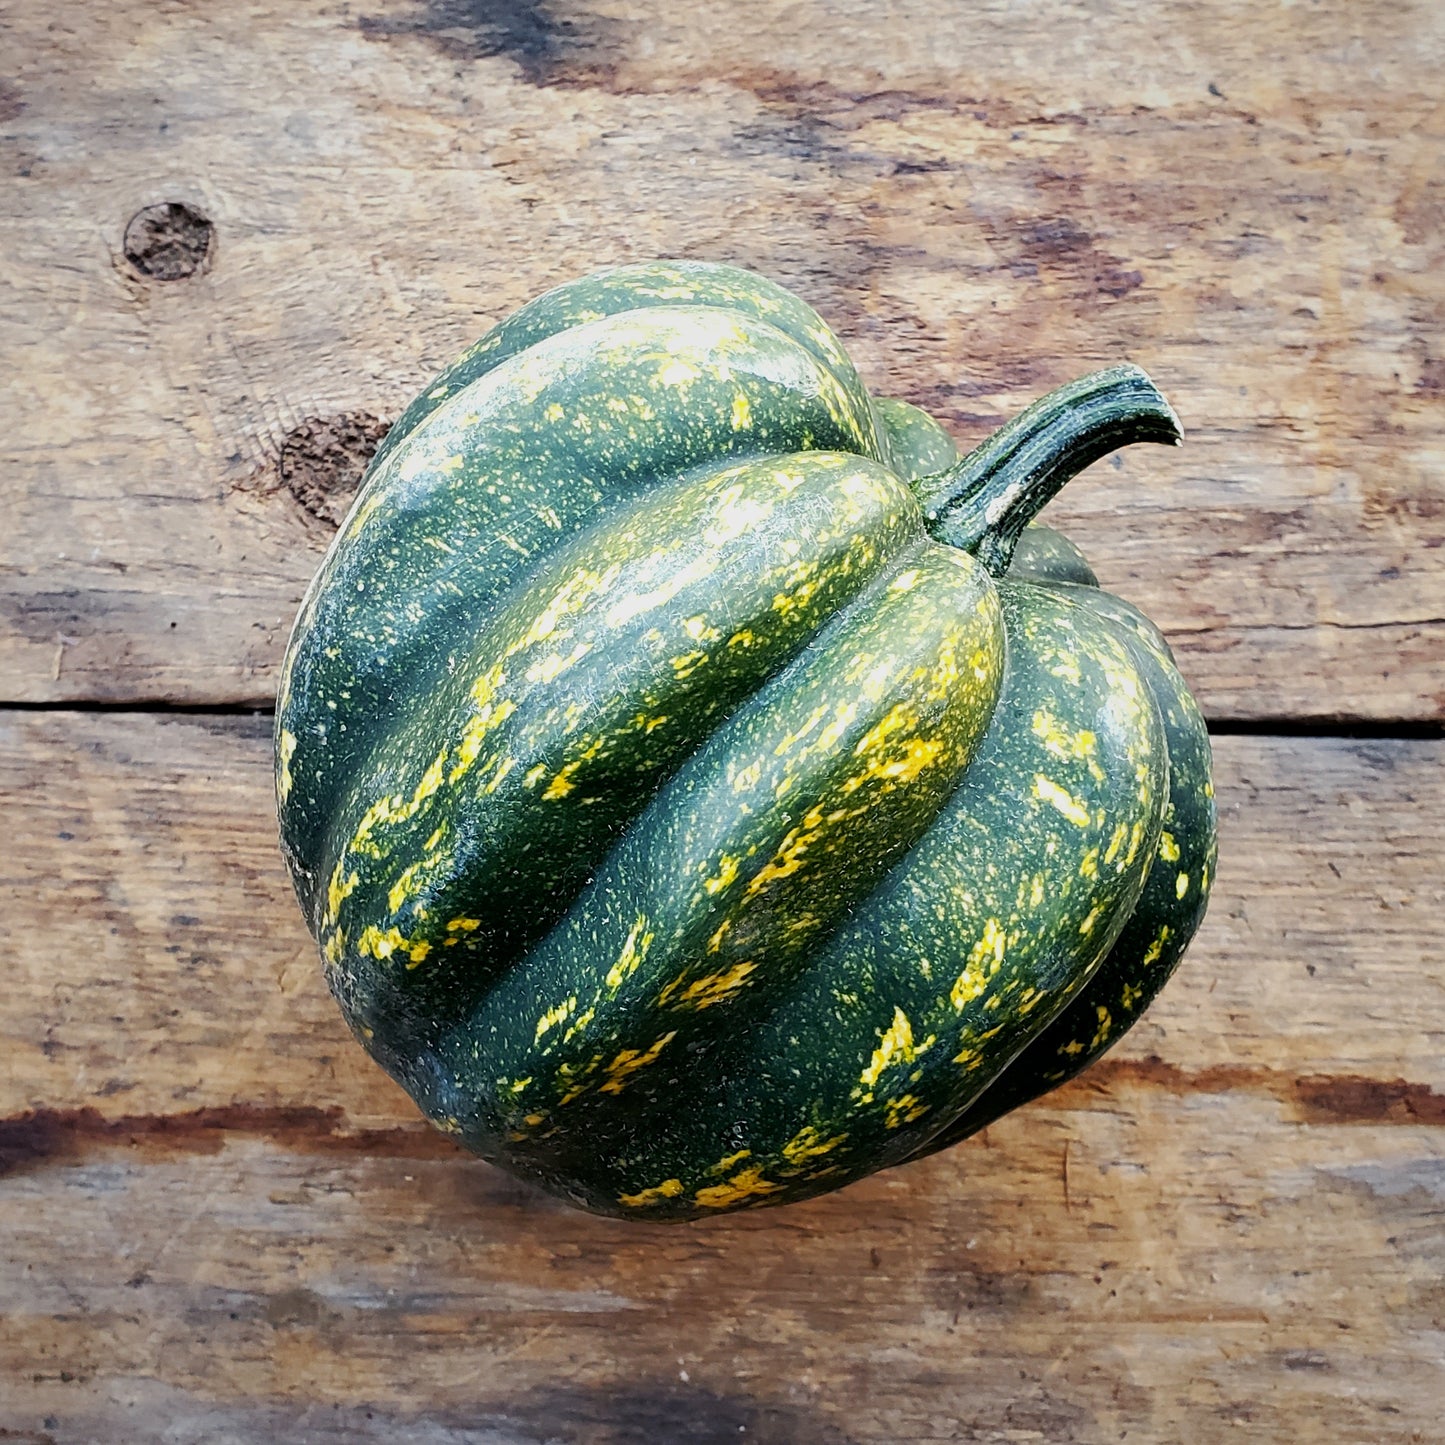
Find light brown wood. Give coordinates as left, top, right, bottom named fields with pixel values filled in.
left=2, top=713, right=1441, bottom=1440
left=2, top=0, right=1442, bottom=718
left=4, top=1, right=1443, bottom=1440
left=5, top=714, right=1443, bottom=1121
left=3, top=1091, right=1440, bottom=1443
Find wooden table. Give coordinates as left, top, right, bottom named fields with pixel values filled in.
left=3, top=2, right=1441, bottom=1439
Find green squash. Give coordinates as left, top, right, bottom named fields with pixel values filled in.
left=276, top=262, right=1216, bottom=1219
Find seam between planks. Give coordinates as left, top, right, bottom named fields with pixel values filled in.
left=3, top=701, right=1442, bottom=741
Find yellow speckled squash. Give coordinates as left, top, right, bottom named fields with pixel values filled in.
left=276, top=262, right=1216, bottom=1219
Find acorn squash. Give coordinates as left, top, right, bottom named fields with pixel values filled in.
left=276, top=262, right=1216, bottom=1219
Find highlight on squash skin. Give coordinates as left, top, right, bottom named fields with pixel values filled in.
left=276, top=261, right=1216, bottom=1220
left=312, top=450, right=923, bottom=1020
left=441, top=541, right=1007, bottom=1145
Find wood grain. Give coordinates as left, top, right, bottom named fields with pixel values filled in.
left=2, top=0, right=1443, bottom=718
left=4, top=1, right=1444, bottom=1439
left=3, top=1095, right=1440, bottom=1444
left=2, top=712, right=1442, bottom=1440
left=4, top=714, right=1443, bottom=1123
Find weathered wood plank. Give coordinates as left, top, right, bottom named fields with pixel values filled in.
left=5, top=714, right=1442, bottom=1122
left=2, top=0, right=1442, bottom=717
left=2, top=714, right=1442, bottom=1440
left=4, top=0, right=1443, bottom=1436
left=1, top=1092, right=1440, bottom=1441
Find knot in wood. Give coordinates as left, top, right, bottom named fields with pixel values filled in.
left=279, top=413, right=390, bottom=530
left=123, top=202, right=213, bottom=280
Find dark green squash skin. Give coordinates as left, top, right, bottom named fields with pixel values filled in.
left=448, top=581, right=1167, bottom=1217
left=904, top=585, right=1217, bottom=1155
left=370, top=264, right=874, bottom=482
left=309, top=452, right=926, bottom=1084
left=276, top=262, right=1215, bottom=1219
left=868, top=401, right=1218, bottom=1164
left=278, top=269, right=883, bottom=926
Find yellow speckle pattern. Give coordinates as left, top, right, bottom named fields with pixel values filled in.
left=325, top=864, right=360, bottom=928
left=731, top=759, right=762, bottom=794
left=773, top=702, right=831, bottom=757
left=619, top=1177, right=685, bottom=1207
left=703, top=854, right=742, bottom=896
left=542, top=765, right=578, bottom=800
left=951, top=918, right=1006, bottom=1009
left=597, top=1032, right=677, bottom=1095
left=387, top=863, right=424, bottom=917
left=845, top=705, right=945, bottom=790
left=1031, top=707, right=1101, bottom=780
left=277, top=729, right=297, bottom=802
left=659, top=960, right=758, bottom=1010
left=781, top=1126, right=847, bottom=1165
left=1046, top=652, right=1082, bottom=686
left=670, top=649, right=708, bottom=679
left=1032, top=774, right=1092, bottom=828
left=745, top=804, right=828, bottom=896
left=885, top=1094, right=931, bottom=1129
left=858, top=1006, right=934, bottom=1099
left=356, top=924, right=431, bottom=969
left=769, top=560, right=822, bottom=621
left=1089, top=1004, right=1113, bottom=1051
left=562, top=1005, right=595, bottom=1044
left=534, top=995, right=578, bottom=1042
left=451, top=697, right=517, bottom=784
left=694, top=1165, right=782, bottom=1209
left=604, top=914, right=656, bottom=990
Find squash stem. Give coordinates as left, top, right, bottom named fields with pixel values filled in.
left=919, top=365, right=1182, bottom=576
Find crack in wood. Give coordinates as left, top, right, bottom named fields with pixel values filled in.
left=5, top=1065, right=1439, bottom=1181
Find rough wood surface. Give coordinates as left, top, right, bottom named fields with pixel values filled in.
left=2, top=713, right=1442, bottom=1441
left=2, top=0, right=1443, bottom=718
left=6, top=715, right=1443, bottom=1123
left=4, top=1, right=1444, bottom=1440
